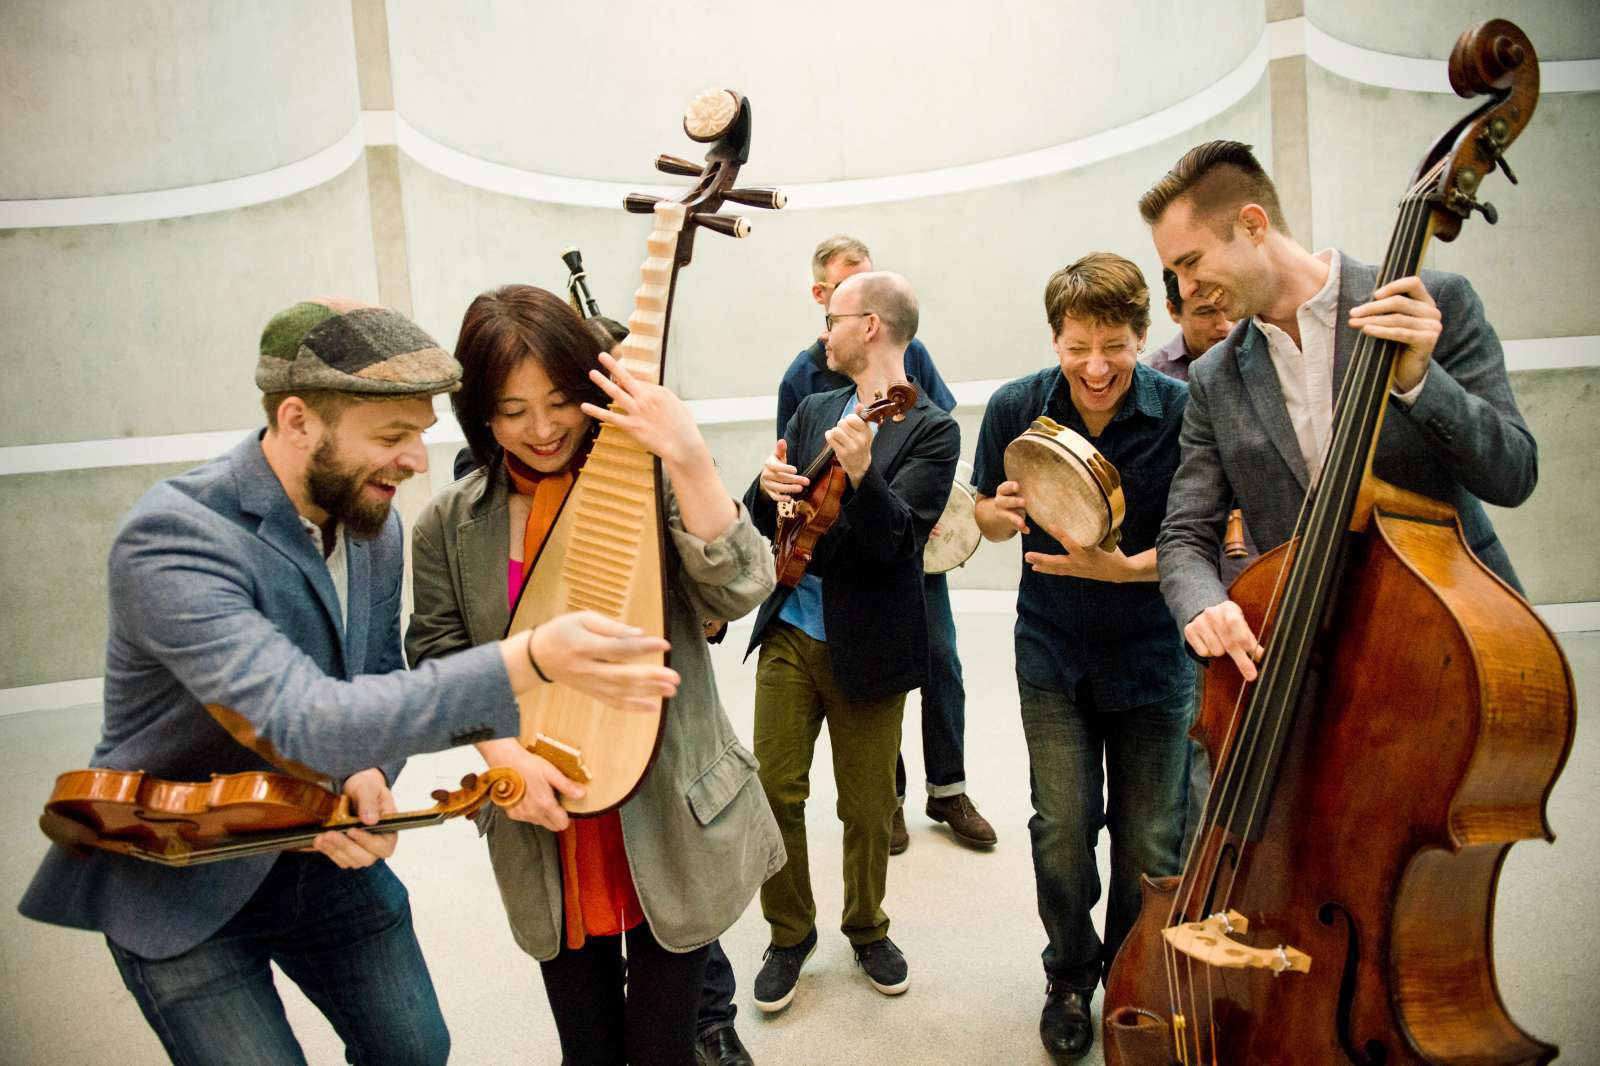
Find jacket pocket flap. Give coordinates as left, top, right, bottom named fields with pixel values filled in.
left=686, top=741, right=759, bottom=827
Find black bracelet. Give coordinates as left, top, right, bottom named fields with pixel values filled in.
left=526, top=633, right=553, bottom=683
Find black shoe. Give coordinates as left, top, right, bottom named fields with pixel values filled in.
left=753, top=927, right=817, bottom=1014
left=1039, top=981, right=1093, bottom=1062
left=852, top=936, right=910, bottom=995
left=695, top=1025, right=755, bottom=1066
left=890, top=805, right=909, bottom=855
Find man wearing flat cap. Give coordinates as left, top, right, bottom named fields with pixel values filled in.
left=19, top=299, right=679, bottom=1065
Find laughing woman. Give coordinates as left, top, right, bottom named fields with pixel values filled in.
left=405, top=285, right=783, bottom=1065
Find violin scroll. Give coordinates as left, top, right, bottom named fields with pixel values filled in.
left=862, top=382, right=919, bottom=424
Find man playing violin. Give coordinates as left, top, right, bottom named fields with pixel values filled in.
left=1141, top=141, right=1535, bottom=683
left=19, top=299, right=678, bottom=1066
left=775, top=235, right=995, bottom=859
left=743, top=271, right=958, bottom=1015
left=972, top=252, right=1193, bottom=1063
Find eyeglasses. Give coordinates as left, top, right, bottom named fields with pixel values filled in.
left=823, top=311, right=875, bottom=330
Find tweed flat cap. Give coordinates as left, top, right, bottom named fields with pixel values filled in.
left=256, top=299, right=461, bottom=395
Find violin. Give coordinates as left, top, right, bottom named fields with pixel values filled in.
left=772, top=383, right=918, bottom=588
left=38, top=766, right=525, bottom=867
left=1104, top=19, right=1574, bottom=1065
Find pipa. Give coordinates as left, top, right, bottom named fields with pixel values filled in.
left=507, top=89, right=784, bottom=814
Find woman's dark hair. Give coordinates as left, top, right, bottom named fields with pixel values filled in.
left=452, top=285, right=609, bottom=467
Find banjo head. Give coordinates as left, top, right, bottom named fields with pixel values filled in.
left=1003, top=417, right=1124, bottom=550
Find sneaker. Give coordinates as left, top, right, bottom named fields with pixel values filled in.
left=890, top=805, right=909, bottom=855
left=926, top=793, right=998, bottom=848
left=852, top=936, right=910, bottom=995
left=694, top=1025, right=754, bottom=1066
left=752, top=927, right=817, bottom=1013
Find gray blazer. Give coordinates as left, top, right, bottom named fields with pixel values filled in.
left=405, top=464, right=785, bottom=958
left=1159, top=254, right=1536, bottom=629
left=19, top=433, right=520, bottom=959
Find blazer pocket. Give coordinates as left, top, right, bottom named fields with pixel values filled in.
left=686, top=741, right=760, bottom=827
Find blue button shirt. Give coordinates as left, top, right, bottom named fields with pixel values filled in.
left=972, top=363, right=1193, bottom=709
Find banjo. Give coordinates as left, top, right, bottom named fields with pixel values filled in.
left=1002, top=415, right=1125, bottom=550
left=923, top=459, right=981, bottom=574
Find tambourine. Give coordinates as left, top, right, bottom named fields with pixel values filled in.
left=1002, top=416, right=1124, bottom=551
left=923, top=459, right=981, bottom=574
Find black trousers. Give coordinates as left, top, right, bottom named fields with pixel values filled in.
left=539, top=923, right=711, bottom=1066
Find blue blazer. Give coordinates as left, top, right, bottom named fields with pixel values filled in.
left=1158, top=255, right=1536, bottom=630
left=20, top=433, right=519, bottom=959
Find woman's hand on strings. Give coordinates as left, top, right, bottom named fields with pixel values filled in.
left=531, top=611, right=678, bottom=711
left=1184, top=599, right=1265, bottom=681
left=582, top=351, right=706, bottom=469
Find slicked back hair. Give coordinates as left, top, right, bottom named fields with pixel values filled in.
left=1138, top=140, right=1289, bottom=237
left=811, top=235, right=871, bottom=282
left=1043, top=253, right=1150, bottom=339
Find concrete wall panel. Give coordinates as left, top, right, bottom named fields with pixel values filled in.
left=1305, top=69, right=1600, bottom=340
left=0, top=1, right=359, bottom=198
left=1306, top=1, right=1600, bottom=63
left=0, top=160, right=381, bottom=447
left=387, top=0, right=1260, bottom=184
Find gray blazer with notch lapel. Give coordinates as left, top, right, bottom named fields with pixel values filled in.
left=19, top=432, right=522, bottom=959
left=404, top=464, right=785, bottom=957
left=1158, top=254, right=1536, bottom=630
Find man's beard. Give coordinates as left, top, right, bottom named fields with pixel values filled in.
left=305, top=434, right=406, bottom=541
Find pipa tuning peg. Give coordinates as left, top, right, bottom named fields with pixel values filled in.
left=723, top=186, right=786, bottom=211
left=655, top=154, right=703, bottom=178
left=624, top=193, right=665, bottom=214
left=693, top=213, right=750, bottom=238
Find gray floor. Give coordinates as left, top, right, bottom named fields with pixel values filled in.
left=3, top=619, right=1596, bottom=1065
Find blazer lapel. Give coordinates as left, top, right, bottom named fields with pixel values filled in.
left=233, top=435, right=347, bottom=664
left=1332, top=254, right=1377, bottom=399
left=868, top=396, right=926, bottom=478
left=342, top=539, right=370, bottom=675
left=1236, top=325, right=1312, bottom=490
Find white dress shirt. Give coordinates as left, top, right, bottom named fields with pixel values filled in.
left=298, top=515, right=349, bottom=630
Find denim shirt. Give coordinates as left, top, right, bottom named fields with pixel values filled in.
left=972, top=363, right=1193, bottom=709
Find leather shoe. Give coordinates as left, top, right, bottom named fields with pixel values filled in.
left=890, top=805, right=909, bottom=855
left=1040, top=982, right=1093, bottom=1062
left=695, top=1025, right=754, bottom=1066
left=926, top=793, right=997, bottom=848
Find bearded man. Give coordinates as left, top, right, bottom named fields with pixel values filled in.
left=19, top=299, right=677, bottom=1065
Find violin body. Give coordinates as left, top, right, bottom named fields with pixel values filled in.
left=1105, top=488, right=1574, bottom=1064
left=40, top=767, right=525, bottom=866
left=773, top=464, right=846, bottom=587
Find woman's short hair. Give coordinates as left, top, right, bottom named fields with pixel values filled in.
left=452, top=285, right=608, bottom=467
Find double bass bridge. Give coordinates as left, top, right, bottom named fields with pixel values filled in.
left=1161, top=911, right=1312, bottom=977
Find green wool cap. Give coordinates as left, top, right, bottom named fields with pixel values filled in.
left=255, top=300, right=461, bottom=396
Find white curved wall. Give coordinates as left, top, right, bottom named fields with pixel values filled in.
left=1307, top=0, right=1600, bottom=62
left=0, top=1, right=359, bottom=198
left=386, top=0, right=1261, bottom=183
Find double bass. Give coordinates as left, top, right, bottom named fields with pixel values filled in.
left=508, top=89, right=784, bottom=814
left=1104, top=19, right=1574, bottom=1065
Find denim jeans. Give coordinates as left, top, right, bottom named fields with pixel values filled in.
left=106, top=854, right=448, bottom=1066
left=895, top=572, right=967, bottom=800
left=1018, top=678, right=1191, bottom=992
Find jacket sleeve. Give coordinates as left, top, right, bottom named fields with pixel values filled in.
left=115, top=506, right=518, bottom=780
left=404, top=499, right=476, bottom=667
left=827, top=412, right=959, bottom=565
left=1396, top=273, right=1538, bottom=508
left=665, top=482, right=776, bottom=623
left=1158, top=370, right=1232, bottom=629
left=907, top=339, right=958, bottom=413
left=776, top=356, right=806, bottom=441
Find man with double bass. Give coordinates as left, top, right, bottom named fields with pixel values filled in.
left=1142, top=140, right=1536, bottom=680
left=972, top=252, right=1194, bottom=1063
left=19, top=300, right=677, bottom=1065
left=744, top=270, right=957, bottom=1015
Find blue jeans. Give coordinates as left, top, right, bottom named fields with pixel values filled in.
left=106, top=854, right=448, bottom=1066
left=896, top=572, right=967, bottom=799
left=1018, top=678, right=1191, bottom=992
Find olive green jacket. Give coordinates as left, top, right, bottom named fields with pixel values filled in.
left=405, top=464, right=784, bottom=957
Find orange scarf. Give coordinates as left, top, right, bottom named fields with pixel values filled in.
left=503, top=449, right=644, bottom=950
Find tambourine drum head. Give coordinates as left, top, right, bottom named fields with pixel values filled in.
left=1003, top=434, right=1111, bottom=547
left=924, top=481, right=980, bottom=574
